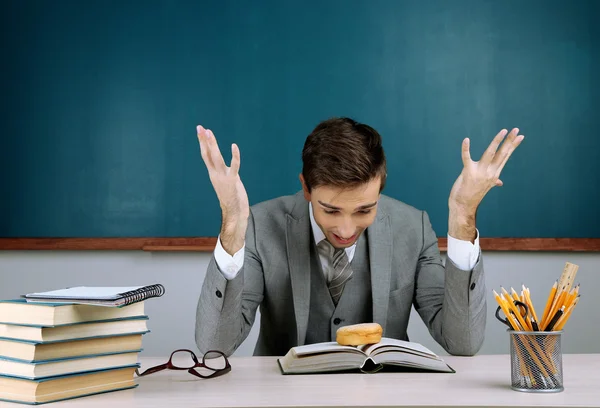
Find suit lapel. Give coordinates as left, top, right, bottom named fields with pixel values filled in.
left=286, top=194, right=311, bottom=346
left=368, top=211, right=392, bottom=334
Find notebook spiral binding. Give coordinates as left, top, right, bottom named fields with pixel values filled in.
left=119, top=284, right=165, bottom=305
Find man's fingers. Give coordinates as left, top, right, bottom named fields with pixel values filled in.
left=492, top=128, right=519, bottom=167
left=494, top=134, right=524, bottom=178
left=481, top=129, right=508, bottom=165
left=206, top=129, right=227, bottom=170
left=230, top=143, right=241, bottom=175
left=461, top=138, right=472, bottom=166
left=197, top=125, right=214, bottom=170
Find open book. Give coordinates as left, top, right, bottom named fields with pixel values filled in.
left=23, top=284, right=165, bottom=307
left=278, top=337, right=455, bottom=374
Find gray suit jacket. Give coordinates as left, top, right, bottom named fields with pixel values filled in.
left=195, top=192, right=486, bottom=357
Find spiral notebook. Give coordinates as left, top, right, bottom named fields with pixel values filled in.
left=23, top=284, right=165, bottom=307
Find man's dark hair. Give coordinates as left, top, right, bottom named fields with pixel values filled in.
left=301, top=117, right=387, bottom=192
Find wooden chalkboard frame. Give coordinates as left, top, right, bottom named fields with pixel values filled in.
left=0, top=238, right=598, bottom=251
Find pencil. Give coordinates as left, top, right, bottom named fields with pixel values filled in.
left=511, top=287, right=520, bottom=302
left=494, top=290, right=520, bottom=329
left=543, top=286, right=566, bottom=329
left=511, top=287, right=529, bottom=327
left=522, top=285, right=540, bottom=328
left=501, top=286, right=511, bottom=301
left=555, top=295, right=580, bottom=331
left=546, top=262, right=578, bottom=328
left=566, top=284, right=579, bottom=307
left=502, top=294, right=530, bottom=331
left=540, top=280, right=558, bottom=327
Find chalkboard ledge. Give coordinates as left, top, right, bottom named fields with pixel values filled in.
left=0, top=238, right=599, bottom=252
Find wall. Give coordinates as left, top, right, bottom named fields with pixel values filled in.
left=0, top=251, right=597, bottom=357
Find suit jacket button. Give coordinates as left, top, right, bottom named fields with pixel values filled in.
left=470, top=282, right=476, bottom=290
left=216, top=290, right=223, bottom=298
left=333, top=318, right=341, bottom=325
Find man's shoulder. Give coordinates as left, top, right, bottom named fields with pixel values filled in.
left=377, top=194, right=438, bottom=235
left=250, top=191, right=306, bottom=219
left=378, top=194, right=424, bottom=219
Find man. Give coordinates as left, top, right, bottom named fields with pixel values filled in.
left=195, top=117, right=523, bottom=357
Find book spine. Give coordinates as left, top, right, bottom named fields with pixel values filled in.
left=120, top=284, right=165, bottom=305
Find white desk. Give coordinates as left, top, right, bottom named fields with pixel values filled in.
left=2, top=354, right=599, bottom=407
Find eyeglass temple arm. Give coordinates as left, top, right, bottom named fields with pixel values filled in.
left=135, top=362, right=169, bottom=377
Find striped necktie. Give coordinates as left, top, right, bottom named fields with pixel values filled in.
left=317, top=240, right=354, bottom=306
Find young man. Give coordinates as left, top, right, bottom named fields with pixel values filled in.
left=195, top=117, right=523, bottom=357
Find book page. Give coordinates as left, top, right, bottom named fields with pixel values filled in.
left=361, top=337, right=438, bottom=357
left=372, top=351, right=453, bottom=373
left=279, top=343, right=367, bottom=373
left=291, top=342, right=365, bottom=357
left=26, top=287, right=145, bottom=300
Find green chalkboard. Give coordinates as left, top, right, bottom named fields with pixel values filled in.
left=1, top=0, right=599, bottom=239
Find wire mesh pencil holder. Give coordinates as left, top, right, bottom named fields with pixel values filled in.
left=509, top=330, right=564, bottom=393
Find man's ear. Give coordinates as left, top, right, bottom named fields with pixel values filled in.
left=299, top=174, right=311, bottom=201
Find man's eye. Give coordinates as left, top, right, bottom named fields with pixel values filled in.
left=358, top=210, right=372, bottom=215
left=324, top=210, right=339, bottom=214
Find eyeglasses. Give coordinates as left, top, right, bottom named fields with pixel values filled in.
left=135, top=349, right=231, bottom=379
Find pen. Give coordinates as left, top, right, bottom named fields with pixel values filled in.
left=530, top=316, right=539, bottom=332
left=545, top=306, right=565, bottom=332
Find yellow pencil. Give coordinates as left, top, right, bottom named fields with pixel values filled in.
left=543, top=286, right=566, bottom=329
left=546, top=262, right=578, bottom=328
left=565, top=284, right=579, bottom=307
left=511, top=287, right=520, bottom=302
left=502, top=294, right=530, bottom=331
left=541, top=280, right=558, bottom=327
left=494, top=290, right=520, bottom=329
left=511, top=287, right=529, bottom=326
left=522, top=285, right=540, bottom=325
left=555, top=295, right=580, bottom=331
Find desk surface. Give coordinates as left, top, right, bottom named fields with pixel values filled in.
left=2, top=354, right=599, bottom=408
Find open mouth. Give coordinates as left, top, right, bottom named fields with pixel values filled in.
left=332, top=233, right=356, bottom=246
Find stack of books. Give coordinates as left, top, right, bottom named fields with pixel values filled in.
left=0, top=285, right=164, bottom=404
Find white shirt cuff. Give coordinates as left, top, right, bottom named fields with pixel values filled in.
left=446, top=229, right=480, bottom=271
left=214, top=235, right=245, bottom=280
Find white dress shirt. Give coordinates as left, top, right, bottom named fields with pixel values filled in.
left=214, top=203, right=480, bottom=280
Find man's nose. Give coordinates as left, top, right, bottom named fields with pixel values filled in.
left=338, top=219, right=355, bottom=238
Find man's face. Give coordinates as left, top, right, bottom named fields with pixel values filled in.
left=301, top=176, right=381, bottom=249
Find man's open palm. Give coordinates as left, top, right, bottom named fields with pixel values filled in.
left=449, top=128, right=524, bottom=211
left=196, top=125, right=249, bottom=221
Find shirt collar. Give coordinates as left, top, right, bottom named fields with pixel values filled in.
left=309, top=202, right=327, bottom=245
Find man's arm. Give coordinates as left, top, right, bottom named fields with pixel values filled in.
left=414, top=127, right=524, bottom=355
left=195, top=211, right=263, bottom=357
left=195, top=125, right=260, bottom=357
left=413, top=211, right=486, bottom=356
